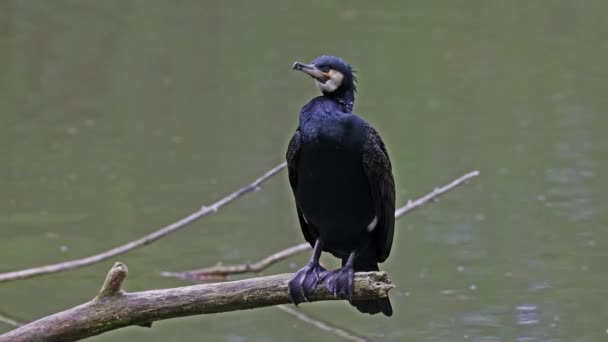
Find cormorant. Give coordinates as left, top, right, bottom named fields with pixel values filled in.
left=286, top=55, right=395, bottom=316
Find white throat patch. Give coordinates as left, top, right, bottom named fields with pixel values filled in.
left=315, top=69, right=344, bottom=93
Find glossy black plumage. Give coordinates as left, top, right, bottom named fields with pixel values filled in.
left=287, top=56, right=395, bottom=316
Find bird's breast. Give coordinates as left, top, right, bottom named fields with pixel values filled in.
left=295, top=120, right=375, bottom=248
left=300, top=112, right=359, bottom=146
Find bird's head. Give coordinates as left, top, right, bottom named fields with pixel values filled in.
left=292, top=55, right=357, bottom=102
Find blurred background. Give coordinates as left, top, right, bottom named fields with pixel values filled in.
left=1, top=1, right=607, bottom=341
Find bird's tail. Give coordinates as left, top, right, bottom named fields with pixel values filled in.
left=345, top=255, right=393, bottom=317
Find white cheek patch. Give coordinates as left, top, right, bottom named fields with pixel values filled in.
left=367, top=216, right=378, bottom=232
left=315, top=70, right=344, bottom=93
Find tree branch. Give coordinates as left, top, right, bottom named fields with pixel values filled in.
left=0, top=263, right=393, bottom=342
left=160, top=243, right=311, bottom=282
left=276, top=305, right=369, bottom=342
left=394, top=170, right=480, bottom=217
left=0, top=163, right=287, bottom=283
left=163, top=170, right=480, bottom=281
left=0, top=312, right=22, bottom=328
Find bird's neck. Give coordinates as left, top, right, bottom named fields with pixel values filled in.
left=323, top=88, right=355, bottom=113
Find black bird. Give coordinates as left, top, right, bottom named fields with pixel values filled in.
left=286, top=55, right=395, bottom=316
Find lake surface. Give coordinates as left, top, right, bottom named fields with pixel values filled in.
left=1, top=1, right=607, bottom=341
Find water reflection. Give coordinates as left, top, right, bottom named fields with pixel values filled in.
left=1, top=1, right=608, bottom=341
left=544, top=103, right=595, bottom=222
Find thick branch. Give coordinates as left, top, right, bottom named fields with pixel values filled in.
left=0, top=263, right=392, bottom=342
left=164, top=170, right=480, bottom=280
left=0, top=163, right=286, bottom=283
left=175, top=261, right=373, bottom=342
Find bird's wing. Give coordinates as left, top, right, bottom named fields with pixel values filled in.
left=286, top=129, right=301, bottom=191
left=286, top=129, right=316, bottom=247
left=362, top=125, right=396, bottom=262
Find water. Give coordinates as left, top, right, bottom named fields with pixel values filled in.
left=1, top=1, right=607, bottom=341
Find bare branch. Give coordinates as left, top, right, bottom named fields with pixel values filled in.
left=0, top=312, right=22, bottom=328
left=161, top=243, right=311, bottom=282
left=0, top=163, right=287, bottom=283
left=276, top=305, right=369, bottom=342
left=164, top=170, right=481, bottom=280
left=0, top=263, right=393, bottom=342
left=394, top=170, right=480, bottom=218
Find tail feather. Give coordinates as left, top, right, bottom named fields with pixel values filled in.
left=345, top=255, right=393, bottom=317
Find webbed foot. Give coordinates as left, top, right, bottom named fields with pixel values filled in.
left=288, top=262, right=327, bottom=305
left=321, top=265, right=354, bottom=301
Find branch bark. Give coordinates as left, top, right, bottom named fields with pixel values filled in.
left=163, top=170, right=480, bottom=281
left=0, top=263, right=393, bottom=342
left=0, top=163, right=287, bottom=283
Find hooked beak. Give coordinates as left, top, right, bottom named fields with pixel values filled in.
left=292, top=62, right=330, bottom=82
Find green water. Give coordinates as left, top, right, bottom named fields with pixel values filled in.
left=1, top=1, right=607, bottom=341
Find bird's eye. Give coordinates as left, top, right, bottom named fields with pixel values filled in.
left=318, top=65, right=331, bottom=73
